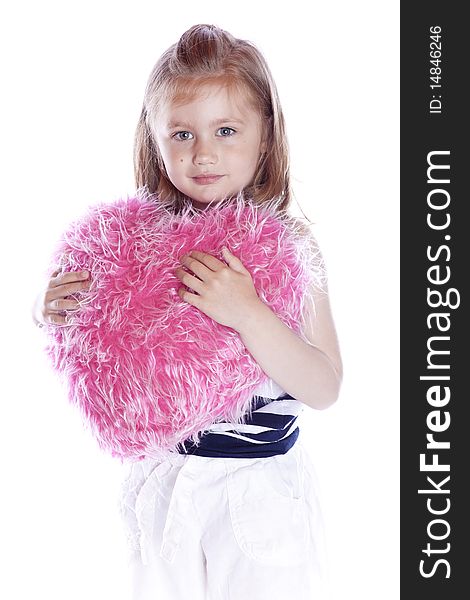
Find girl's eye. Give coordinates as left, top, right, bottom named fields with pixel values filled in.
left=172, top=127, right=235, bottom=141
left=173, top=131, right=193, bottom=141
left=218, top=127, right=235, bottom=137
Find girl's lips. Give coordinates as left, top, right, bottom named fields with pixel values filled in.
left=192, top=175, right=224, bottom=185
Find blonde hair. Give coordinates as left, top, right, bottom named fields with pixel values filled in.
left=134, top=24, right=304, bottom=213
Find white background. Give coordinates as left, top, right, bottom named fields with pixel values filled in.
left=0, top=1, right=399, bottom=599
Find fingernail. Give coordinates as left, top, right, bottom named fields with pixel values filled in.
left=81, top=270, right=89, bottom=277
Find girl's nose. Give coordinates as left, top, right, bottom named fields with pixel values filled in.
left=193, top=139, right=217, bottom=165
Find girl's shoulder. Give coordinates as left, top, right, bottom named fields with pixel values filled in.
left=282, top=209, right=319, bottom=243
left=284, top=211, right=327, bottom=287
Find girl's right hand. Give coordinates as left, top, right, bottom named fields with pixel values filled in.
left=35, top=268, right=91, bottom=326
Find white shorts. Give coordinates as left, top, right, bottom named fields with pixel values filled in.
left=118, top=440, right=330, bottom=600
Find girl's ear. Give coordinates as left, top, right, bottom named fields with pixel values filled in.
left=260, top=129, right=268, bottom=154
left=259, top=116, right=271, bottom=155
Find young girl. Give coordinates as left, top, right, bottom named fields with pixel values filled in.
left=32, top=23, right=342, bottom=600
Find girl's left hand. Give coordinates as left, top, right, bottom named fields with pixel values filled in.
left=175, top=247, right=262, bottom=331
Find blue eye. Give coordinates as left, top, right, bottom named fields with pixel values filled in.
left=218, top=127, right=235, bottom=136
left=173, top=131, right=193, bottom=141
left=172, top=127, right=235, bottom=141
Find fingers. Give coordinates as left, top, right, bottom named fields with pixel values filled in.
left=46, top=313, right=70, bottom=326
left=46, top=298, right=83, bottom=312
left=44, top=297, right=83, bottom=326
left=47, top=271, right=91, bottom=303
left=47, top=279, right=91, bottom=301
left=175, top=267, right=203, bottom=295
left=44, top=298, right=85, bottom=325
left=183, top=250, right=226, bottom=272
left=50, top=269, right=89, bottom=288
left=43, top=269, right=91, bottom=326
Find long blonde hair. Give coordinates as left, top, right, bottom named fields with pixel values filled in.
left=134, top=24, right=306, bottom=219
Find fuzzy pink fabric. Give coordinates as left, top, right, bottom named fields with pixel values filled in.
left=43, top=192, right=325, bottom=462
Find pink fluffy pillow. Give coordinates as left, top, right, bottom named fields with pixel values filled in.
left=43, top=192, right=324, bottom=462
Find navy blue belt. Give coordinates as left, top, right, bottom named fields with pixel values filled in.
left=176, top=395, right=300, bottom=458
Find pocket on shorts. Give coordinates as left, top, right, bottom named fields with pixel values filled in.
left=226, top=448, right=311, bottom=566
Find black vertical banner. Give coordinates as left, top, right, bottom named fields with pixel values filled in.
left=401, top=3, right=468, bottom=598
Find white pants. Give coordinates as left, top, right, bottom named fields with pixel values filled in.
left=118, top=440, right=330, bottom=600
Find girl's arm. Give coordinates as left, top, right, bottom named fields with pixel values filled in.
left=237, top=281, right=343, bottom=410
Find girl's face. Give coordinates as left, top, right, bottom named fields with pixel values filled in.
left=153, top=82, right=267, bottom=210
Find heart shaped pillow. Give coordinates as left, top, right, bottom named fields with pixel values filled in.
left=42, top=192, right=325, bottom=462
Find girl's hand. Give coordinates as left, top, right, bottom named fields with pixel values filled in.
left=33, top=268, right=91, bottom=327
left=175, top=247, right=263, bottom=331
